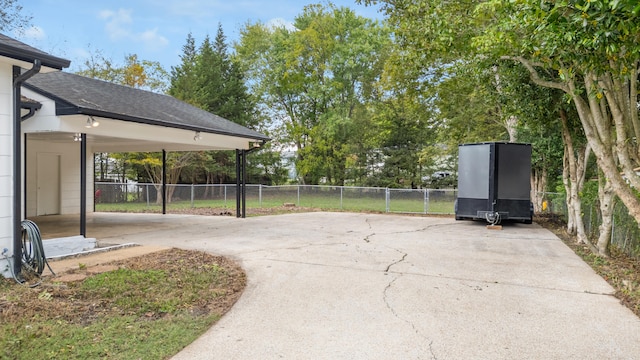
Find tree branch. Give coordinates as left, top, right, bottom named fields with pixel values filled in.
left=500, top=56, right=569, bottom=92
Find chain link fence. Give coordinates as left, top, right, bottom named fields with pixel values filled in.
left=94, top=183, right=457, bottom=215
left=536, top=192, right=640, bottom=259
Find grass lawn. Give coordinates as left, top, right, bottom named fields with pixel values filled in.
left=96, top=192, right=456, bottom=215
left=0, top=249, right=245, bottom=360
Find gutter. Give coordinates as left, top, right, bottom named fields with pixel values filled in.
left=12, top=60, right=41, bottom=281
left=20, top=99, right=42, bottom=121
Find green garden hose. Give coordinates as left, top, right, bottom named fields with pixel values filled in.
left=19, top=220, right=56, bottom=280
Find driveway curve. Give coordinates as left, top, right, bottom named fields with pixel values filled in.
left=98, top=212, right=640, bottom=359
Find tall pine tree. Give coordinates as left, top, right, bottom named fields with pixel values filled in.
left=169, top=32, right=199, bottom=106
left=170, top=25, right=284, bottom=185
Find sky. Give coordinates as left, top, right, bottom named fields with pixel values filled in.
left=13, top=0, right=384, bottom=72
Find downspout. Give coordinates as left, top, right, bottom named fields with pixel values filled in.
left=21, top=98, right=41, bottom=219
left=23, top=133, right=27, bottom=219
left=12, top=60, right=42, bottom=280
left=21, top=101, right=42, bottom=219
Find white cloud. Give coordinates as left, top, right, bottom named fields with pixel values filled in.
left=98, top=8, right=168, bottom=51
left=20, top=26, right=47, bottom=41
left=100, top=9, right=133, bottom=41
left=138, top=29, right=169, bottom=50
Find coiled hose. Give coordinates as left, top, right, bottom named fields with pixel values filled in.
left=4, top=220, right=56, bottom=285
left=21, top=219, right=56, bottom=277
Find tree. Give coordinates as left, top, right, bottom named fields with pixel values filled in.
left=76, top=52, right=186, bottom=203
left=0, top=0, right=31, bottom=33
left=362, top=0, right=640, bottom=255
left=369, top=55, right=437, bottom=187
left=236, top=3, right=391, bottom=185
left=127, top=152, right=193, bottom=204
left=76, top=52, right=168, bottom=93
left=430, top=62, right=508, bottom=148
left=170, top=26, right=278, bottom=186
left=169, top=33, right=199, bottom=106
left=478, top=1, right=640, bottom=235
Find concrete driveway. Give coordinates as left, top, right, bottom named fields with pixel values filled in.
left=55, top=212, right=640, bottom=359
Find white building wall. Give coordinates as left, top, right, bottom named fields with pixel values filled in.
left=26, top=138, right=94, bottom=217
left=0, top=63, right=14, bottom=276
left=0, top=62, right=13, bottom=276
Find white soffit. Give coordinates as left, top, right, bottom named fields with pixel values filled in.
left=23, top=115, right=254, bottom=152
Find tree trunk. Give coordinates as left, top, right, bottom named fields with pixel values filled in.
left=166, top=184, right=176, bottom=203
left=154, top=184, right=162, bottom=205
left=203, top=173, right=211, bottom=199
left=570, top=82, right=640, bottom=228
left=561, top=151, right=575, bottom=233
left=596, top=171, right=614, bottom=257
left=492, top=65, right=518, bottom=142
left=144, top=152, right=192, bottom=205
left=512, top=57, right=640, bottom=232
left=506, top=115, right=518, bottom=143
left=560, top=109, right=589, bottom=244
left=531, top=167, right=547, bottom=213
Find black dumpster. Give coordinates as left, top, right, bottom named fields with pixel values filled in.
left=455, top=142, right=533, bottom=224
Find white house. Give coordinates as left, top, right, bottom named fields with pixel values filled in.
left=1, top=33, right=70, bottom=279
left=1, top=34, right=268, bottom=279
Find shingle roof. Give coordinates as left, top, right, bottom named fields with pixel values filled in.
left=24, top=71, right=269, bottom=141
left=20, top=95, right=41, bottom=110
left=0, top=33, right=70, bottom=69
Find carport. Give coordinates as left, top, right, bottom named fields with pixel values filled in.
left=16, top=71, right=268, bottom=273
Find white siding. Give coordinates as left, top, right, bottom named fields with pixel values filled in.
left=0, top=64, right=13, bottom=261
left=26, top=138, right=94, bottom=217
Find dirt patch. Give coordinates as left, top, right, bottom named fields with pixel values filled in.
left=168, top=205, right=323, bottom=217
left=86, top=264, right=119, bottom=274
left=0, top=249, right=246, bottom=325
left=54, top=273, right=88, bottom=282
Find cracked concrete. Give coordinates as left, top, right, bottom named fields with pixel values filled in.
left=384, top=250, right=407, bottom=273
left=38, top=212, right=640, bottom=359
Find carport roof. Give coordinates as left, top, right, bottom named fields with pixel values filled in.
left=23, top=71, right=269, bottom=142
left=0, top=33, right=70, bottom=70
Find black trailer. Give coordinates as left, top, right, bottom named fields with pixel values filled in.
left=455, top=142, right=533, bottom=224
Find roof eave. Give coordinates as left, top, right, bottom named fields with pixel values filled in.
left=0, top=44, right=70, bottom=70
left=55, top=104, right=270, bottom=142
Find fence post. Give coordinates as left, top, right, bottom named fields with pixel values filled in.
left=385, top=188, right=390, bottom=213
left=297, top=185, right=301, bottom=206
left=611, top=216, right=615, bottom=249
left=191, top=184, right=195, bottom=208
left=224, top=185, right=227, bottom=207
left=340, top=186, right=343, bottom=210
left=424, top=189, right=428, bottom=214
left=259, top=184, right=263, bottom=208
left=146, top=184, right=150, bottom=208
